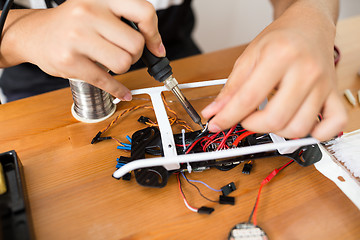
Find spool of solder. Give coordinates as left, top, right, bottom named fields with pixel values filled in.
left=0, top=163, right=7, bottom=195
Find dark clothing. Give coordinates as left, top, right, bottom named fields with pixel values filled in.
left=0, top=0, right=200, bottom=101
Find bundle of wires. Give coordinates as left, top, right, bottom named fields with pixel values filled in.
left=176, top=172, right=222, bottom=214
left=183, top=124, right=256, bottom=154
left=92, top=93, right=193, bottom=146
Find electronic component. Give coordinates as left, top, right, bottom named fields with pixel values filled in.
left=113, top=126, right=322, bottom=187
left=221, top=182, right=236, bottom=196
left=242, top=161, right=253, bottom=174
left=138, top=116, right=151, bottom=124
left=228, top=223, right=268, bottom=240
left=91, top=131, right=111, bottom=144
left=197, top=206, right=215, bottom=215
left=219, top=195, right=235, bottom=205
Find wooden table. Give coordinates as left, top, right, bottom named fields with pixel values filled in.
left=1, top=16, right=360, bottom=240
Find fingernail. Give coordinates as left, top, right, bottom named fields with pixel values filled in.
left=123, top=92, right=132, bottom=101
left=208, top=123, right=221, bottom=133
left=158, top=42, right=166, bottom=57
left=201, top=101, right=217, bottom=117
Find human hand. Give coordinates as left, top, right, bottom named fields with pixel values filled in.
left=201, top=8, right=347, bottom=141
left=9, top=0, right=164, bottom=101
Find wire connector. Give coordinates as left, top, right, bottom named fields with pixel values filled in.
left=219, top=195, right=235, bottom=205
left=91, top=132, right=112, bottom=144
left=197, top=206, right=214, bottom=215
left=242, top=161, right=253, bottom=174
left=221, top=182, right=236, bottom=196
left=138, top=116, right=151, bottom=124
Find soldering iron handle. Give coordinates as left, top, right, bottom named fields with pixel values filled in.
left=122, top=18, right=173, bottom=83
left=141, top=47, right=173, bottom=83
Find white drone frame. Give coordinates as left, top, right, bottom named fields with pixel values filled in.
left=113, top=79, right=318, bottom=179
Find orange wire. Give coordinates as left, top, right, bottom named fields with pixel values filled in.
left=100, top=93, right=193, bottom=135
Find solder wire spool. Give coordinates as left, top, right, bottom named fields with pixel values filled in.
left=69, top=79, right=116, bottom=123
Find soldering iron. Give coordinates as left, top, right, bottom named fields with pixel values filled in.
left=122, top=18, right=204, bottom=130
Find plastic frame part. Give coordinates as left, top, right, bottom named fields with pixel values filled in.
left=113, top=79, right=320, bottom=179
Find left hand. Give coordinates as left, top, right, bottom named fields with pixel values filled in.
left=201, top=8, right=347, bottom=141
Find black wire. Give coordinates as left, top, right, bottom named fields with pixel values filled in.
left=177, top=173, right=187, bottom=201
left=247, top=195, right=259, bottom=223
left=0, top=0, right=14, bottom=44
left=182, top=172, right=218, bottom=203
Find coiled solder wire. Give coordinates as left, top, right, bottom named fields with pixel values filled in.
left=69, top=79, right=116, bottom=121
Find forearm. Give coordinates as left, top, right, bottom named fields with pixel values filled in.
left=0, top=9, right=39, bottom=67
left=270, top=0, right=339, bottom=23
left=266, top=0, right=339, bottom=51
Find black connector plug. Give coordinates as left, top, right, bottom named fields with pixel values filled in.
left=91, top=131, right=102, bottom=144
left=138, top=116, right=150, bottom=124
left=242, top=162, right=253, bottom=174
left=197, top=206, right=214, bottom=215
left=219, top=195, right=235, bottom=205
left=221, top=182, right=236, bottom=196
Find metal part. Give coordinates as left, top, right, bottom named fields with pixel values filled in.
left=163, top=76, right=204, bottom=129
left=69, top=79, right=116, bottom=122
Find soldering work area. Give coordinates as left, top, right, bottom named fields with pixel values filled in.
left=86, top=78, right=327, bottom=237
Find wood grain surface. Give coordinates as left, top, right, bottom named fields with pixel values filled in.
left=0, top=16, right=359, bottom=240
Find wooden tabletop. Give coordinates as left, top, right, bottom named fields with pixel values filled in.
left=1, top=16, right=360, bottom=240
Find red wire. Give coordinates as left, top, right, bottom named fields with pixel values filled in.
left=176, top=173, right=198, bottom=211
left=217, top=126, right=236, bottom=150
left=185, top=137, right=206, bottom=154
left=253, top=184, right=264, bottom=226
left=233, top=131, right=255, bottom=147
left=252, top=160, right=294, bottom=226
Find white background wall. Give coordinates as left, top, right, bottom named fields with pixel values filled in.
left=193, top=0, right=360, bottom=53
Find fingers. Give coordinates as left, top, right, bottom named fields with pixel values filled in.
left=311, top=90, right=348, bottom=141
left=269, top=85, right=327, bottom=139
left=201, top=47, right=258, bottom=119
left=108, top=0, right=165, bottom=57
left=241, top=61, right=323, bottom=133
left=62, top=55, right=132, bottom=101
left=203, top=46, right=289, bottom=132
left=74, top=28, right=135, bottom=74
left=93, top=14, right=146, bottom=64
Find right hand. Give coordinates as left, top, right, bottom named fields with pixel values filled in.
left=7, top=0, right=165, bottom=101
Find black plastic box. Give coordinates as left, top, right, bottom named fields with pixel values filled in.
left=0, top=150, right=33, bottom=240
